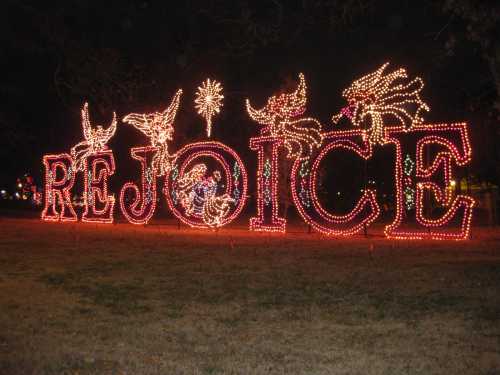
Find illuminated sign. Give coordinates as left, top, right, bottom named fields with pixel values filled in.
left=42, top=66, right=475, bottom=239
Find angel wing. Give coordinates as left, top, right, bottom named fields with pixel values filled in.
left=100, top=111, right=117, bottom=144
left=332, top=63, right=429, bottom=145
left=123, top=89, right=183, bottom=139
left=160, top=89, right=183, bottom=129
left=81, top=102, right=92, bottom=141
left=122, top=113, right=155, bottom=138
left=81, top=102, right=117, bottom=144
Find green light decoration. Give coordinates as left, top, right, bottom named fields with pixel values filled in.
left=171, top=164, right=179, bottom=181
left=299, top=160, right=311, bottom=207
left=299, top=160, right=309, bottom=177
left=233, top=162, right=241, bottom=202
left=171, top=164, right=179, bottom=204
left=404, top=186, right=415, bottom=210
left=404, top=154, right=414, bottom=176
left=263, top=158, right=272, bottom=206
left=233, top=162, right=240, bottom=180
left=403, top=154, right=416, bottom=210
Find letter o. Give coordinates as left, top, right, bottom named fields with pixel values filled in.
left=164, top=142, right=248, bottom=228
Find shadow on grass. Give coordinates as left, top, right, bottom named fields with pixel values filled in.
left=37, top=262, right=500, bottom=325
left=39, top=271, right=150, bottom=315
left=72, top=283, right=151, bottom=315
left=43, top=355, right=120, bottom=375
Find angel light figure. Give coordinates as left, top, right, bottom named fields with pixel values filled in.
left=332, top=62, right=430, bottom=145
left=70, top=102, right=117, bottom=172
left=176, top=164, right=234, bottom=227
left=122, top=89, right=183, bottom=176
left=246, top=73, right=323, bottom=160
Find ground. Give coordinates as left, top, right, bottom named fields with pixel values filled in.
left=0, top=218, right=499, bottom=375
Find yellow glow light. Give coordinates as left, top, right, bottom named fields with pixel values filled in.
left=71, top=103, right=117, bottom=172
left=332, top=63, right=430, bottom=146
left=195, top=79, right=223, bottom=138
left=123, top=89, right=183, bottom=176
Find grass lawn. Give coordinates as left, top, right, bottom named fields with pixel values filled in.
left=0, top=218, right=499, bottom=374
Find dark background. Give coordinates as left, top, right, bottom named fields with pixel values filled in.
left=1, top=0, right=499, bottom=204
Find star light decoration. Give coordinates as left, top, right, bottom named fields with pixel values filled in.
left=332, top=63, right=430, bottom=146
left=123, top=89, right=182, bottom=176
left=71, top=102, right=117, bottom=172
left=194, top=78, right=224, bottom=138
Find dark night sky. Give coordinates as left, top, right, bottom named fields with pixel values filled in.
left=1, top=0, right=499, bottom=192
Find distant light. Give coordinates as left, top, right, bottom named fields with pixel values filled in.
left=17, top=183, right=22, bottom=189
left=15, top=192, right=20, bottom=199
left=337, top=192, right=341, bottom=196
left=450, top=180, right=456, bottom=187
left=0, top=190, right=5, bottom=195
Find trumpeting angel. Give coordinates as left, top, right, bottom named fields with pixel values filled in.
left=246, top=73, right=323, bottom=160
left=332, top=62, right=430, bottom=145
left=71, top=102, right=117, bottom=172
left=122, top=89, right=183, bottom=176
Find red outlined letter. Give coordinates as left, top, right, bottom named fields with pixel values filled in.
left=384, top=123, right=474, bottom=240
left=120, top=146, right=158, bottom=225
left=291, top=130, right=380, bottom=236
left=165, top=142, right=248, bottom=228
left=82, top=150, right=116, bottom=223
left=41, top=154, right=77, bottom=222
left=249, top=136, right=287, bottom=232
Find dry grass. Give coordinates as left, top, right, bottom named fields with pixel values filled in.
left=0, top=218, right=499, bottom=374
